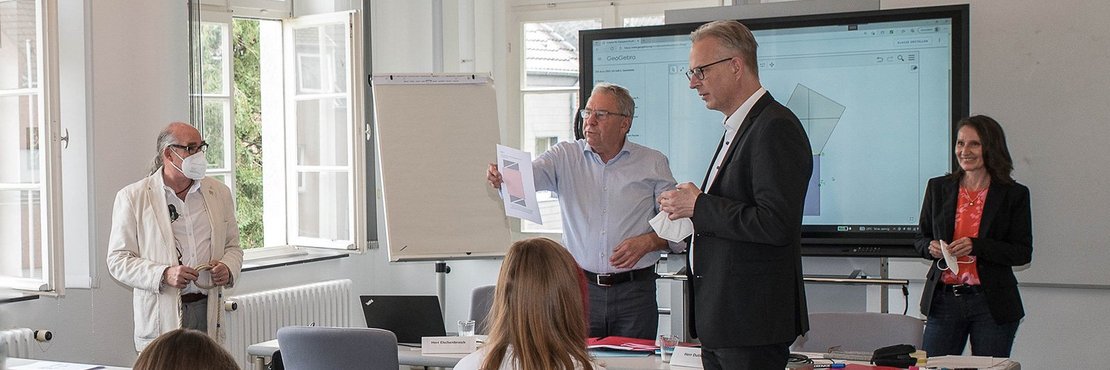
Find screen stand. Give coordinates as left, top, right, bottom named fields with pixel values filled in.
left=435, top=261, right=451, bottom=322
left=879, top=257, right=889, bottom=313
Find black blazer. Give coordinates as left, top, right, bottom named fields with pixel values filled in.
left=686, top=93, right=813, bottom=348
left=915, top=175, right=1032, bottom=324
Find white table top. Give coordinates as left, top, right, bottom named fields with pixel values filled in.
left=247, top=340, right=1020, bottom=370
left=6, top=357, right=131, bottom=370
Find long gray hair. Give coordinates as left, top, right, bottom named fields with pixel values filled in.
left=150, top=126, right=178, bottom=175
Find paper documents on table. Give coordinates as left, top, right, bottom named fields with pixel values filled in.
left=495, top=145, right=542, bottom=224
left=927, top=355, right=1008, bottom=367
left=940, top=240, right=959, bottom=274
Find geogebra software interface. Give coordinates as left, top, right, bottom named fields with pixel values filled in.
left=591, top=17, right=955, bottom=232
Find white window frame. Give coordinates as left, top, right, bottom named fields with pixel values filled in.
left=283, top=11, right=367, bottom=250
left=0, top=0, right=64, bottom=294
left=194, top=9, right=236, bottom=192
left=193, top=6, right=367, bottom=254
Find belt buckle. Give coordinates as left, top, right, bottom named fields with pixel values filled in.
left=596, top=273, right=612, bottom=287
left=952, top=285, right=968, bottom=296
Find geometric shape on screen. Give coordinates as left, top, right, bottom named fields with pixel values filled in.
left=786, top=83, right=844, bottom=154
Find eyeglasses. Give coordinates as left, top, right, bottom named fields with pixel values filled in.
left=169, top=141, right=209, bottom=154
left=579, top=109, right=629, bottom=121
left=685, top=57, right=734, bottom=81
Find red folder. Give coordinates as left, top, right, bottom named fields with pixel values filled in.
left=587, top=336, right=658, bottom=352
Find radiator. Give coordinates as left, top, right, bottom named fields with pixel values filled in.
left=0, top=328, right=51, bottom=359
left=223, top=279, right=352, bottom=369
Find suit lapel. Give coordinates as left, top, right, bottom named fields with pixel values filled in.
left=700, top=135, right=725, bottom=189
left=707, top=93, right=775, bottom=194
left=978, top=182, right=1005, bottom=237
left=941, top=178, right=958, bottom=241
left=146, top=173, right=176, bottom=257
left=198, top=179, right=222, bottom=255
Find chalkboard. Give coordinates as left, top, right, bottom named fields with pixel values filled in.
left=372, top=74, right=511, bottom=261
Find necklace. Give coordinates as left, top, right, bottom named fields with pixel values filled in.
left=960, top=187, right=987, bottom=207
left=171, top=180, right=194, bottom=197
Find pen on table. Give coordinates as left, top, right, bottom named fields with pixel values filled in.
left=814, top=364, right=846, bottom=369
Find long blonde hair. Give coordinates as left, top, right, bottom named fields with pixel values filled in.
left=481, top=237, right=593, bottom=370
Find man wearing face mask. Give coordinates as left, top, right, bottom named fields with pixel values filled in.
left=107, top=122, right=243, bottom=352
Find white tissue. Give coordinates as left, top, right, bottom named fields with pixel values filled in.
left=940, top=240, right=959, bottom=275
left=650, top=211, right=694, bottom=243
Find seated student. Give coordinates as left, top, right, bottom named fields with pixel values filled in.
left=455, top=237, right=604, bottom=370
left=133, top=328, right=238, bottom=370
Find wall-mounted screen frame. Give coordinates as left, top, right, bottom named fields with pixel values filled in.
left=579, top=5, right=969, bottom=257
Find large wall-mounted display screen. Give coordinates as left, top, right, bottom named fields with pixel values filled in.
left=580, top=5, right=968, bottom=256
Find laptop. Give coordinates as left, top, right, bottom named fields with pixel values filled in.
left=359, top=295, right=446, bottom=346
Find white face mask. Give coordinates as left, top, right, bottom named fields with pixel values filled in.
left=171, top=149, right=207, bottom=180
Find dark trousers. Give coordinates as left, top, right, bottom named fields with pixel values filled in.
left=587, top=278, right=658, bottom=339
left=701, top=342, right=791, bottom=370
left=181, top=298, right=208, bottom=332
left=923, top=289, right=1019, bottom=357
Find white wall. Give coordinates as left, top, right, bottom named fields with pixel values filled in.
left=2, top=0, right=501, bottom=366
left=4, top=1, right=1109, bottom=369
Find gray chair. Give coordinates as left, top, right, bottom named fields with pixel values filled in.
left=277, top=326, right=398, bottom=370
left=470, top=285, right=496, bottom=335
left=792, top=312, right=925, bottom=353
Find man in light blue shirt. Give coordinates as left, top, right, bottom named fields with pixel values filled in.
left=488, top=83, right=684, bottom=339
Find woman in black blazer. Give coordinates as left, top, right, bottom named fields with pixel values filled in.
left=915, top=115, right=1032, bottom=357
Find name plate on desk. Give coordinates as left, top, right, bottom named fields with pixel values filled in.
left=421, top=336, right=478, bottom=354
left=670, top=346, right=703, bottom=368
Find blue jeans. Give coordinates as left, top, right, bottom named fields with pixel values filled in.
left=922, top=289, right=1019, bottom=357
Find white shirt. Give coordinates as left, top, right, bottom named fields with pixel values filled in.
left=533, top=140, right=682, bottom=273
left=455, top=346, right=606, bottom=370
left=691, top=87, right=766, bottom=272
left=160, top=171, right=212, bottom=294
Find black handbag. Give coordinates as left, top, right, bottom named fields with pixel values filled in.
left=871, top=344, right=917, bottom=368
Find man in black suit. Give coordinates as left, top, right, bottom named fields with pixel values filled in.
left=658, top=20, right=813, bottom=370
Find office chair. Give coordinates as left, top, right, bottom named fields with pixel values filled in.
left=470, top=285, right=496, bottom=335
left=276, top=326, right=398, bottom=370
left=791, top=312, right=925, bottom=353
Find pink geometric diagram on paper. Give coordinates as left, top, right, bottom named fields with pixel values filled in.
left=502, top=160, right=527, bottom=207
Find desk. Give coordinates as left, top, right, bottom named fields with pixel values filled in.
left=246, top=341, right=1020, bottom=370
left=6, top=357, right=131, bottom=369
left=247, top=339, right=465, bottom=369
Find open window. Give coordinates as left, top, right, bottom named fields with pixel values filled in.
left=0, top=0, right=64, bottom=293
left=191, top=5, right=367, bottom=254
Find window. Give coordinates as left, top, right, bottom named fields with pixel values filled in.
left=534, top=136, right=559, bottom=156
left=0, top=0, right=64, bottom=293
left=509, top=0, right=721, bottom=234
left=191, top=5, right=367, bottom=252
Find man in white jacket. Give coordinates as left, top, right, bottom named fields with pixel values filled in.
left=107, top=122, right=244, bottom=352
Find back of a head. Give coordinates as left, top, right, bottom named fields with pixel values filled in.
left=133, top=329, right=239, bottom=370
left=483, top=237, right=593, bottom=370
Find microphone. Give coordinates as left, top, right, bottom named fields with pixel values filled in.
left=168, top=204, right=179, bottom=223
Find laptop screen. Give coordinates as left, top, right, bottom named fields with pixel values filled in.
left=359, top=295, right=446, bottom=345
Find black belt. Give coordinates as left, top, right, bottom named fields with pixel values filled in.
left=181, top=293, right=208, bottom=303
left=941, top=284, right=980, bottom=296
left=584, top=267, right=657, bottom=287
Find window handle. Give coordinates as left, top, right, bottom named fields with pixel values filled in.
left=60, top=128, right=70, bottom=149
